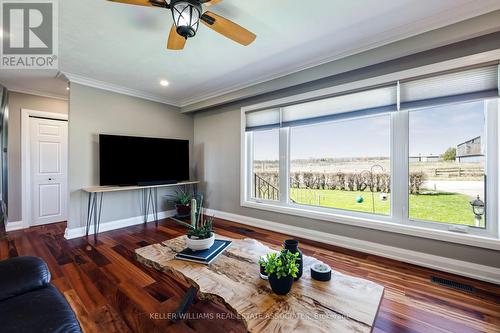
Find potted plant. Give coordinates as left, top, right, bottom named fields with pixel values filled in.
left=259, top=250, right=300, bottom=295
left=186, top=216, right=215, bottom=251
left=169, top=189, right=192, bottom=217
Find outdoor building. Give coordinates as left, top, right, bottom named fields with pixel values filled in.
left=456, top=136, right=484, bottom=163
left=409, top=154, right=442, bottom=163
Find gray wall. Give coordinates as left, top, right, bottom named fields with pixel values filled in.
left=7, top=91, right=68, bottom=222
left=193, top=18, right=500, bottom=268
left=68, top=83, right=193, bottom=229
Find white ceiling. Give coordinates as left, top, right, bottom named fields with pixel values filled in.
left=1, top=0, right=500, bottom=106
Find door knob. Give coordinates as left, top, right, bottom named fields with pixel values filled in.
left=48, top=178, right=53, bottom=181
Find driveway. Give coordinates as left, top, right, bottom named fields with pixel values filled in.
left=423, top=180, right=484, bottom=198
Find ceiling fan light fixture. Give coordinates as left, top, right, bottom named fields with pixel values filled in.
left=171, top=0, right=201, bottom=39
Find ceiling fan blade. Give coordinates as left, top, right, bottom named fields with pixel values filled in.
left=107, top=0, right=153, bottom=7
left=201, top=11, right=256, bottom=46
left=107, top=0, right=167, bottom=7
left=167, top=25, right=186, bottom=50
left=203, top=0, right=223, bottom=6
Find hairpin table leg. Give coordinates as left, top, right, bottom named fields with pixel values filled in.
left=154, top=187, right=158, bottom=226
left=142, top=188, right=147, bottom=224
left=142, top=188, right=159, bottom=226
left=85, top=192, right=94, bottom=237
left=93, top=192, right=103, bottom=243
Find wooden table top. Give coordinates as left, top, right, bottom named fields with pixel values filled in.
left=135, top=236, right=384, bottom=333
left=83, top=181, right=199, bottom=193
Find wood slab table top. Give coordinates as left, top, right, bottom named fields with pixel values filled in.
left=135, top=236, right=384, bottom=333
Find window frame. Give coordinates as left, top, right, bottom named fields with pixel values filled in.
left=285, top=113, right=394, bottom=218
left=401, top=99, right=497, bottom=237
left=240, top=60, right=500, bottom=250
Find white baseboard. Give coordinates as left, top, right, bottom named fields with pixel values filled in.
left=64, top=209, right=176, bottom=240
left=206, top=208, right=500, bottom=285
left=5, top=220, right=24, bottom=232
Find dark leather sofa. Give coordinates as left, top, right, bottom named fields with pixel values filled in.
left=0, top=256, right=82, bottom=333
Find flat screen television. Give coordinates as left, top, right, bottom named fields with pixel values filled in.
left=99, top=134, right=189, bottom=186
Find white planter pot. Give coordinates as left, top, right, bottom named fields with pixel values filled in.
left=186, top=234, right=215, bottom=251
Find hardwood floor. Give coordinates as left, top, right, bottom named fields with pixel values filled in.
left=1, top=218, right=500, bottom=333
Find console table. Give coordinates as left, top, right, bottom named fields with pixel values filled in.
left=82, top=181, right=199, bottom=241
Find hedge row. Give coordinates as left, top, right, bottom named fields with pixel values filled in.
left=256, top=171, right=427, bottom=194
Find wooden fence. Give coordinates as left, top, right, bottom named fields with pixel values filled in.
left=433, top=167, right=484, bottom=178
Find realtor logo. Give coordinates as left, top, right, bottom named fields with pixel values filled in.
left=1, top=0, right=58, bottom=69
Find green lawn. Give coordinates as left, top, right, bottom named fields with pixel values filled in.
left=289, top=188, right=482, bottom=227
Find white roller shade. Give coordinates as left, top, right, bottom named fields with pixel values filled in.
left=244, top=65, right=498, bottom=130
left=245, top=108, right=280, bottom=131
left=400, top=65, right=499, bottom=109
left=281, top=85, right=397, bottom=127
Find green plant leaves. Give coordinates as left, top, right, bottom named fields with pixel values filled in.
left=259, top=249, right=301, bottom=279
left=168, top=189, right=193, bottom=205
left=187, top=217, right=214, bottom=239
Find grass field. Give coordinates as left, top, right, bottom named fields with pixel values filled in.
left=289, top=188, right=482, bottom=227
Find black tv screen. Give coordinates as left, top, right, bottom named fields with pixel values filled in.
left=99, top=134, right=189, bottom=186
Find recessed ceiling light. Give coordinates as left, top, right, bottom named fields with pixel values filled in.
left=160, top=80, right=169, bottom=87
left=66, top=86, right=70, bottom=91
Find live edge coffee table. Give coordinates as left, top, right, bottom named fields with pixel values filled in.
left=135, top=236, right=384, bottom=333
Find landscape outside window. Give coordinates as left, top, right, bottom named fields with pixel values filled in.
left=251, top=101, right=488, bottom=228
left=252, top=114, right=392, bottom=215
left=409, top=101, right=486, bottom=228
left=288, top=114, right=391, bottom=215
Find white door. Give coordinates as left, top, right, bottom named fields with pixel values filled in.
left=30, top=117, right=68, bottom=226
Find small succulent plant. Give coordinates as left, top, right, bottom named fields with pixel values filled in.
left=187, top=216, right=214, bottom=240
left=169, top=189, right=192, bottom=205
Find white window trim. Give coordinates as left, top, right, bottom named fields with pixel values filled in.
left=240, top=199, right=500, bottom=251
left=278, top=124, right=290, bottom=204
left=240, top=56, right=500, bottom=251
left=399, top=99, right=497, bottom=238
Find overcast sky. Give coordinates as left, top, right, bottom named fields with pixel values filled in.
left=253, top=100, right=485, bottom=160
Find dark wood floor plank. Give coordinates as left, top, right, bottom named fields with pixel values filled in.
left=0, top=217, right=499, bottom=333
left=24, top=230, right=64, bottom=278
left=64, top=288, right=103, bottom=333
left=61, top=262, right=109, bottom=311
left=7, top=237, right=18, bottom=257
left=98, top=245, right=155, bottom=287
left=91, top=304, right=133, bottom=333
left=144, top=281, right=176, bottom=303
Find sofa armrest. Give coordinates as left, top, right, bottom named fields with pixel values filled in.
left=0, top=256, right=51, bottom=301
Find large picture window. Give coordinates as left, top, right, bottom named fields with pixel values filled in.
left=289, top=114, right=391, bottom=215
left=242, top=64, right=499, bottom=242
left=408, top=101, right=486, bottom=228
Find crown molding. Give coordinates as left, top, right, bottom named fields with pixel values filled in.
left=5, top=85, right=69, bottom=101
left=63, top=72, right=180, bottom=107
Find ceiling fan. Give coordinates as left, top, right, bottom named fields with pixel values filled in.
left=108, top=0, right=257, bottom=50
